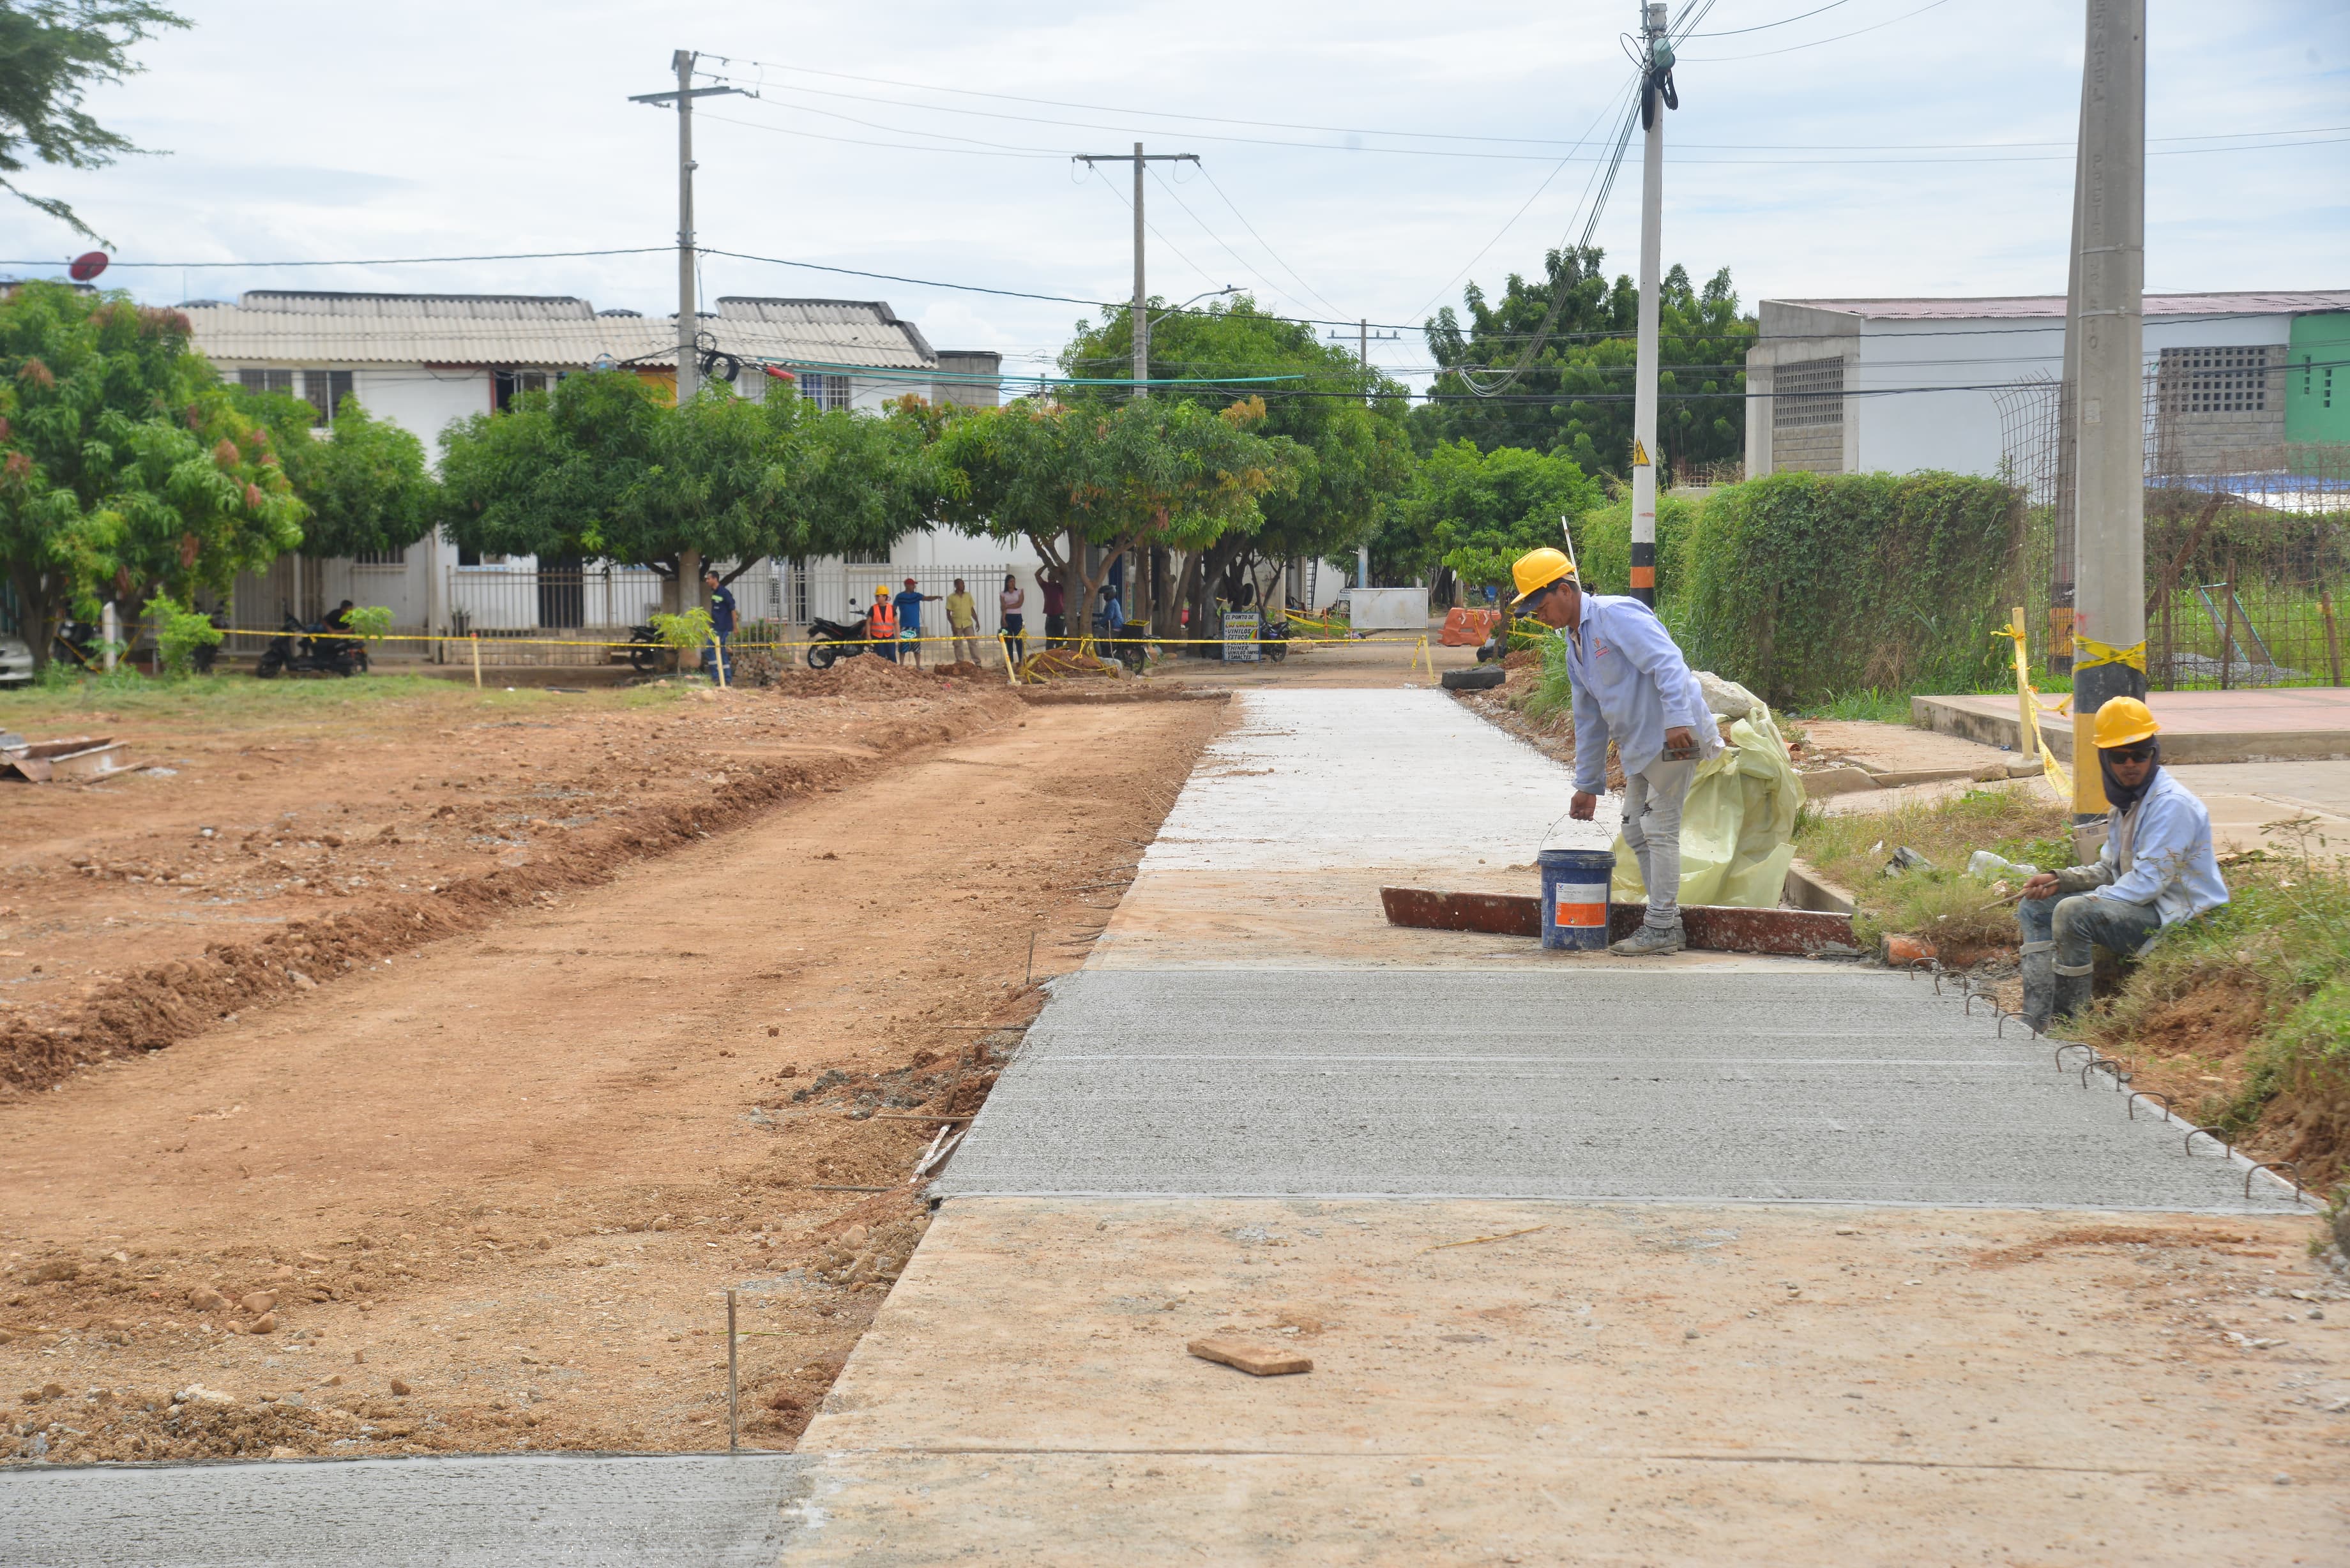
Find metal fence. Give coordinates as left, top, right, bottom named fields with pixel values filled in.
left=434, top=559, right=1022, bottom=665
left=1998, top=377, right=2350, bottom=690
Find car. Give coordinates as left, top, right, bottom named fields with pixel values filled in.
left=0, top=634, right=31, bottom=688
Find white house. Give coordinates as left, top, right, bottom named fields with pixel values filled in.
left=186, top=289, right=1034, bottom=659
left=1743, top=289, right=2350, bottom=483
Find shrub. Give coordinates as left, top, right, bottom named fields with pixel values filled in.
left=1678, top=471, right=2019, bottom=704
left=649, top=607, right=715, bottom=652
left=344, top=605, right=393, bottom=639
left=144, top=593, right=222, bottom=677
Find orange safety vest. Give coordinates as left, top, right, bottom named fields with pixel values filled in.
left=867, top=599, right=897, bottom=640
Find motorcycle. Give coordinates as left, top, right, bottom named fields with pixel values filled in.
left=625, top=622, right=664, bottom=675
left=255, top=612, right=365, bottom=679
left=805, top=614, right=873, bottom=670
left=50, top=620, right=101, bottom=672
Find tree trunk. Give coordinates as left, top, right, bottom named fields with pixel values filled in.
left=679, top=547, right=704, bottom=617
left=11, top=567, right=57, bottom=674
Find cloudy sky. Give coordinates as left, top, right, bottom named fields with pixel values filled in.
left=3, top=1, right=2342, bottom=389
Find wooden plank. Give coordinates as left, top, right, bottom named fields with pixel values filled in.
left=1187, top=1338, right=1312, bottom=1377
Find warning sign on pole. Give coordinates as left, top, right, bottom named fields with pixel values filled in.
left=1631, top=440, right=1651, bottom=467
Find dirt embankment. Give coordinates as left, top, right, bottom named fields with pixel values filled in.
left=1, top=657, right=1015, bottom=1096
left=2, top=682, right=1227, bottom=1463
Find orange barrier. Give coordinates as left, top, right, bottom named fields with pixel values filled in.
left=1439, top=607, right=1503, bottom=647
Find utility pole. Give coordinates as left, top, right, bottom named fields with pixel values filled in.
left=2068, top=0, right=2146, bottom=820
left=1072, top=144, right=1199, bottom=397
left=632, top=51, right=748, bottom=617
left=1329, top=319, right=1399, bottom=590
left=1629, top=1, right=1678, bottom=607
left=631, top=51, right=748, bottom=407
left=2051, top=71, right=2088, bottom=677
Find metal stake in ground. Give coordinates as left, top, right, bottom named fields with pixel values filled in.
left=726, top=1287, right=739, bottom=1452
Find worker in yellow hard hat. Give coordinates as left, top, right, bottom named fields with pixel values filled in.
left=2016, top=695, right=2229, bottom=1028
left=867, top=583, right=899, bottom=661
left=1511, top=544, right=1719, bottom=956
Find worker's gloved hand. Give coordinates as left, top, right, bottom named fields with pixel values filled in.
left=2020, top=872, right=2060, bottom=901
left=1570, top=791, right=1598, bottom=821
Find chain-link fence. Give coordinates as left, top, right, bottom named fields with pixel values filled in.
left=1998, top=368, right=2350, bottom=691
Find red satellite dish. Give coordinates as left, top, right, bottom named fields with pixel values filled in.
left=68, top=251, right=109, bottom=282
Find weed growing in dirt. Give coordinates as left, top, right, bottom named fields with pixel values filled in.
left=1795, top=785, right=2070, bottom=949
left=1515, top=633, right=1572, bottom=728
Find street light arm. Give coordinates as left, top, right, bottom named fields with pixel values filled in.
left=1148, top=285, right=1238, bottom=330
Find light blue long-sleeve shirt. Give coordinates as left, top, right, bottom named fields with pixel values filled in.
left=1563, top=593, right=1720, bottom=794
left=2086, top=767, right=2229, bottom=925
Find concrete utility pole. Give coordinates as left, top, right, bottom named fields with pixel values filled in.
left=631, top=52, right=748, bottom=617
left=631, top=51, right=748, bottom=407
left=2068, top=0, right=2147, bottom=818
left=1328, top=319, right=1399, bottom=590
left=1630, top=0, right=1677, bottom=607
left=1072, top=145, right=1199, bottom=397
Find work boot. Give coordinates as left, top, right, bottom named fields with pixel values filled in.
left=1609, top=920, right=1685, bottom=956
left=2019, top=940, right=2055, bottom=1032
left=2052, top=968, right=2094, bottom=1025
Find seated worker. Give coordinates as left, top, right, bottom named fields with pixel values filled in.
left=2017, top=696, right=2228, bottom=1029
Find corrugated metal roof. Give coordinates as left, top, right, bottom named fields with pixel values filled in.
left=1771, top=289, right=2350, bottom=321
left=184, top=290, right=935, bottom=370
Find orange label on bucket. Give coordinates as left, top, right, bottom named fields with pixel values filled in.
left=1554, top=884, right=1609, bottom=926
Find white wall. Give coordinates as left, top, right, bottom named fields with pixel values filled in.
left=1846, top=312, right=2296, bottom=479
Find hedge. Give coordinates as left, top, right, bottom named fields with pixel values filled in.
left=1673, top=471, right=2020, bottom=705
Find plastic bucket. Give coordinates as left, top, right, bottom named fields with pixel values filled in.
left=1538, top=847, right=1615, bottom=951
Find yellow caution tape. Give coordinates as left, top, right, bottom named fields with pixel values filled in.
left=1993, top=614, right=2072, bottom=800
left=2073, top=636, right=2147, bottom=674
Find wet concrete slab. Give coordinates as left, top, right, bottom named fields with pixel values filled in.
left=780, top=1198, right=2349, bottom=1567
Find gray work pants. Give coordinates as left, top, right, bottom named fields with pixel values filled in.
left=2018, top=891, right=2164, bottom=976
left=1621, top=757, right=1697, bottom=930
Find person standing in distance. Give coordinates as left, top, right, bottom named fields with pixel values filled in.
left=702, top=569, right=736, bottom=682
left=999, top=573, right=1027, bottom=664
left=1510, top=546, right=1720, bottom=956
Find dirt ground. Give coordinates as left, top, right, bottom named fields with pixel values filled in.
left=0, top=660, right=1227, bottom=1463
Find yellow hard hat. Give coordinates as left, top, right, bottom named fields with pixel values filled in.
left=2093, top=695, right=2158, bottom=748
left=875, top=584, right=890, bottom=598
left=1509, top=546, right=1577, bottom=608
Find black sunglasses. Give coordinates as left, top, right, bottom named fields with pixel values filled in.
left=2106, top=741, right=2157, bottom=764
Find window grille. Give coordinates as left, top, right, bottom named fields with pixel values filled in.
left=238, top=368, right=293, bottom=396
left=796, top=372, right=847, bottom=411
left=1772, top=356, right=1845, bottom=430
left=2159, top=345, right=2271, bottom=414
left=353, top=547, right=406, bottom=567
left=304, top=368, right=354, bottom=424
left=493, top=369, right=552, bottom=412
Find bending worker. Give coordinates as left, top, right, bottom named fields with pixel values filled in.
left=1510, top=546, right=1720, bottom=956
left=2017, top=697, right=2227, bottom=1028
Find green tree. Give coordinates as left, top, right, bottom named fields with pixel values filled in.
left=933, top=394, right=1296, bottom=638
left=231, top=387, right=434, bottom=559
left=1418, top=246, right=1754, bottom=479
left=0, top=1, right=188, bottom=241
left=1378, top=439, right=1602, bottom=597
left=437, top=372, right=939, bottom=610
left=0, top=281, right=299, bottom=668
left=1061, top=296, right=1410, bottom=629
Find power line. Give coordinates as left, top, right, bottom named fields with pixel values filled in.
left=694, top=60, right=2345, bottom=162
left=1681, top=0, right=1850, bottom=38
left=1679, top=0, right=1953, bottom=61
left=0, top=246, right=674, bottom=271
left=1193, top=165, right=1351, bottom=322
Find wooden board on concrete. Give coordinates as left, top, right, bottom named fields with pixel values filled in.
left=1379, top=887, right=1859, bottom=956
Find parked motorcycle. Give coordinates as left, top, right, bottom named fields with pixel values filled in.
left=254, top=612, right=365, bottom=679
left=50, top=619, right=101, bottom=672
left=805, top=614, right=873, bottom=670
left=625, top=622, right=664, bottom=675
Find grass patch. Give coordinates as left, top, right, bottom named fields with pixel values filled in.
left=2085, top=823, right=2350, bottom=1183
left=1, top=670, right=684, bottom=730
left=1794, top=785, right=2071, bottom=951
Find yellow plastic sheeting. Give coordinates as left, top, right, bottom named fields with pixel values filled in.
left=1610, top=681, right=1806, bottom=909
